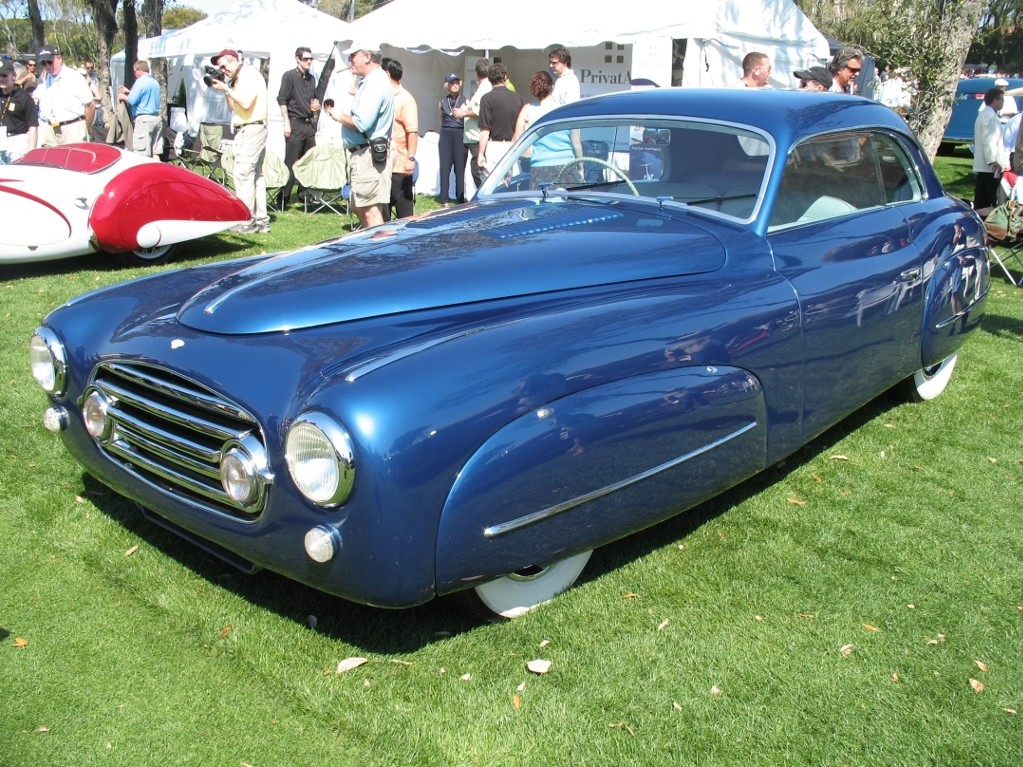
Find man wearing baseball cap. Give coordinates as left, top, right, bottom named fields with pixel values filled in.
left=208, top=49, right=271, bottom=234
left=793, top=66, right=833, bottom=92
left=34, top=45, right=95, bottom=146
left=0, top=59, right=38, bottom=162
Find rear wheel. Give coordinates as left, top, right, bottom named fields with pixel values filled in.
left=453, top=550, right=593, bottom=620
left=901, top=353, right=958, bottom=401
left=112, top=243, right=178, bottom=266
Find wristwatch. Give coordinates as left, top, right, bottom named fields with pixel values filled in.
left=407, top=156, right=415, bottom=161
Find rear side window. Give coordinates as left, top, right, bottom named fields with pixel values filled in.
left=769, top=131, right=923, bottom=230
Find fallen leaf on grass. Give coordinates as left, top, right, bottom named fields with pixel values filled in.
left=124, top=545, right=139, bottom=557
left=926, top=634, right=946, bottom=646
left=336, top=657, right=369, bottom=673
left=13, top=637, right=28, bottom=648
left=33, top=725, right=50, bottom=734
left=891, top=673, right=900, bottom=683
left=219, top=624, right=232, bottom=639
left=830, top=454, right=849, bottom=461
left=1003, top=708, right=1018, bottom=715
left=710, top=685, right=722, bottom=696
left=974, top=660, right=989, bottom=672
left=538, top=639, right=550, bottom=649
left=884, top=423, right=896, bottom=429
left=390, top=659, right=414, bottom=667
left=517, top=681, right=527, bottom=691
left=969, top=678, right=985, bottom=693
left=796, top=613, right=815, bottom=620
left=512, top=694, right=522, bottom=710
left=863, top=623, right=880, bottom=632
left=527, top=659, right=551, bottom=675
left=988, top=457, right=998, bottom=464
left=787, top=497, right=806, bottom=506
left=460, top=673, right=472, bottom=681
left=657, top=618, right=670, bottom=631
left=608, top=722, right=636, bottom=736
left=672, top=701, right=683, bottom=711
left=839, top=643, right=855, bottom=657
left=622, top=593, right=640, bottom=600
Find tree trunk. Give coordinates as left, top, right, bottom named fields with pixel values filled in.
left=27, top=0, right=44, bottom=50
left=140, top=0, right=167, bottom=125
left=911, top=0, right=990, bottom=159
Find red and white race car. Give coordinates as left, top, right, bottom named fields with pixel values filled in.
left=1, top=143, right=250, bottom=265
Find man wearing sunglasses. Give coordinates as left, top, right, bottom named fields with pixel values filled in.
left=277, top=46, right=320, bottom=207
left=829, top=47, right=863, bottom=94
left=34, top=46, right=94, bottom=146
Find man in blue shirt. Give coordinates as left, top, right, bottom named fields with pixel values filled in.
left=117, top=60, right=163, bottom=157
left=327, top=47, right=394, bottom=228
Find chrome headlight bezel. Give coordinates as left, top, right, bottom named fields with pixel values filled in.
left=285, top=412, right=355, bottom=508
left=219, top=434, right=272, bottom=511
left=30, top=327, right=68, bottom=396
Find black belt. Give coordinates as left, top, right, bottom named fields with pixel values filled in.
left=136, top=113, right=159, bottom=117
left=238, top=120, right=265, bottom=127
left=48, top=116, right=84, bottom=128
left=347, top=142, right=369, bottom=151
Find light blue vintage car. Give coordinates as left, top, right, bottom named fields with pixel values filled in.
left=31, top=89, right=989, bottom=618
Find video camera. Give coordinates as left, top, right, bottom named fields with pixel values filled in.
left=202, top=65, right=227, bottom=87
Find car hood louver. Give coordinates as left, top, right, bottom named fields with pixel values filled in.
left=177, top=199, right=726, bottom=335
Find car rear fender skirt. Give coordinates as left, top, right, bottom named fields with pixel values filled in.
left=434, top=365, right=767, bottom=595
left=920, top=244, right=989, bottom=368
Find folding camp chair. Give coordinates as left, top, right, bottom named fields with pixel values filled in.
left=262, top=151, right=291, bottom=212
left=292, top=144, right=349, bottom=217
left=178, top=122, right=228, bottom=185
left=983, top=190, right=1023, bottom=286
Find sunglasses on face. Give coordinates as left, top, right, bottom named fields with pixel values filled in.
left=847, top=66, right=861, bottom=73
left=300, top=56, right=314, bottom=61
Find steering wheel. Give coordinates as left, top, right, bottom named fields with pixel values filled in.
left=554, top=156, right=639, bottom=196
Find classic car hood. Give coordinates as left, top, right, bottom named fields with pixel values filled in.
left=178, top=198, right=726, bottom=334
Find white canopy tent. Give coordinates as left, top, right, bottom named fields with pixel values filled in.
left=340, top=0, right=830, bottom=116
left=337, top=0, right=829, bottom=196
left=111, top=0, right=350, bottom=155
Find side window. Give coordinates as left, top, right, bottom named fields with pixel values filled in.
left=873, top=134, right=923, bottom=204
left=769, top=132, right=889, bottom=229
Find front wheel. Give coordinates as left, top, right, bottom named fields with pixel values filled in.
left=454, top=550, right=593, bottom=620
left=901, top=353, right=958, bottom=402
left=112, top=243, right=178, bottom=267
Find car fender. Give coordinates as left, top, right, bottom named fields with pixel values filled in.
left=434, top=364, right=767, bottom=594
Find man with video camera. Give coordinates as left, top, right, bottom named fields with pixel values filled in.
left=209, top=48, right=270, bottom=234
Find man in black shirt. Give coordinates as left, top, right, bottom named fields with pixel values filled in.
left=277, top=46, right=320, bottom=206
left=478, top=62, right=523, bottom=180
left=0, top=60, right=38, bottom=163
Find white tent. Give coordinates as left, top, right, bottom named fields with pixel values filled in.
left=112, top=0, right=350, bottom=155
left=338, top=0, right=829, bottom=196
left=340, top=0, right=830, bottom=104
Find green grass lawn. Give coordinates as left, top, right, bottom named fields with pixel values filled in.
left=1, top=178, right=1021, bottom=766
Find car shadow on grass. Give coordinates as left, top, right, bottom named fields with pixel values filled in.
left=78, top=386, right=906, bottom=652
left=979, top=311, right=1023, bottom=341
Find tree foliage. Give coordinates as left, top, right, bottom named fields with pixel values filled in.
left=799, top=0, right=989, bottom=158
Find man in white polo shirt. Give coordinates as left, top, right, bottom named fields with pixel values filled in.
left=34, top=45, right=94, bottom=147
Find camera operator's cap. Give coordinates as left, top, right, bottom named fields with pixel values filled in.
left=211, top=48, right=240, bottom=65
left=793, top=65, right=833, bottom=89
left=444, top=73, right=461, bottom=84
left=37, top=46, right=59, bottom=63
left=0, top=60, right=14, bottom=77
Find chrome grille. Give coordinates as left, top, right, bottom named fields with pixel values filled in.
left=87, top=361, right=266, bottom=520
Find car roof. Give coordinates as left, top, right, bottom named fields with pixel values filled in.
left=537, top=88, right=916, bottom=150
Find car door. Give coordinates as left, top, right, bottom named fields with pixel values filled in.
left=767, top=130, right=924, bottom=440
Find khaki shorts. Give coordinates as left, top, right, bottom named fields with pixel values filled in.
left=349, top=145, right=390, bottom=207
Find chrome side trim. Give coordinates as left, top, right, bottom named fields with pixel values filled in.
left=483, top=419, right=758, bottom=538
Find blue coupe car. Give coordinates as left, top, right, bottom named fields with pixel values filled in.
left=31, top=89, right=989, bottom=618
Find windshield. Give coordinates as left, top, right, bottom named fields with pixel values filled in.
left=478, top=117, right=773, bottom=221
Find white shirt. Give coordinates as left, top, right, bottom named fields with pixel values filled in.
left=36, top=65, right=94, bottom=123
left=552, top=69, right=580, bottom=106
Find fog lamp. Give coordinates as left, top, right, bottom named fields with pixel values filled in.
left=304, top=525, right=340, bottom=563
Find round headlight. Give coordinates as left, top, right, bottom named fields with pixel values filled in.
left=82, top=390, right=112, bottom=441
left=29, top=327, right=67, bottom=395
left=219, top=435, right=271, bottom=510
left=286, top=413, right=355, bottom=507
